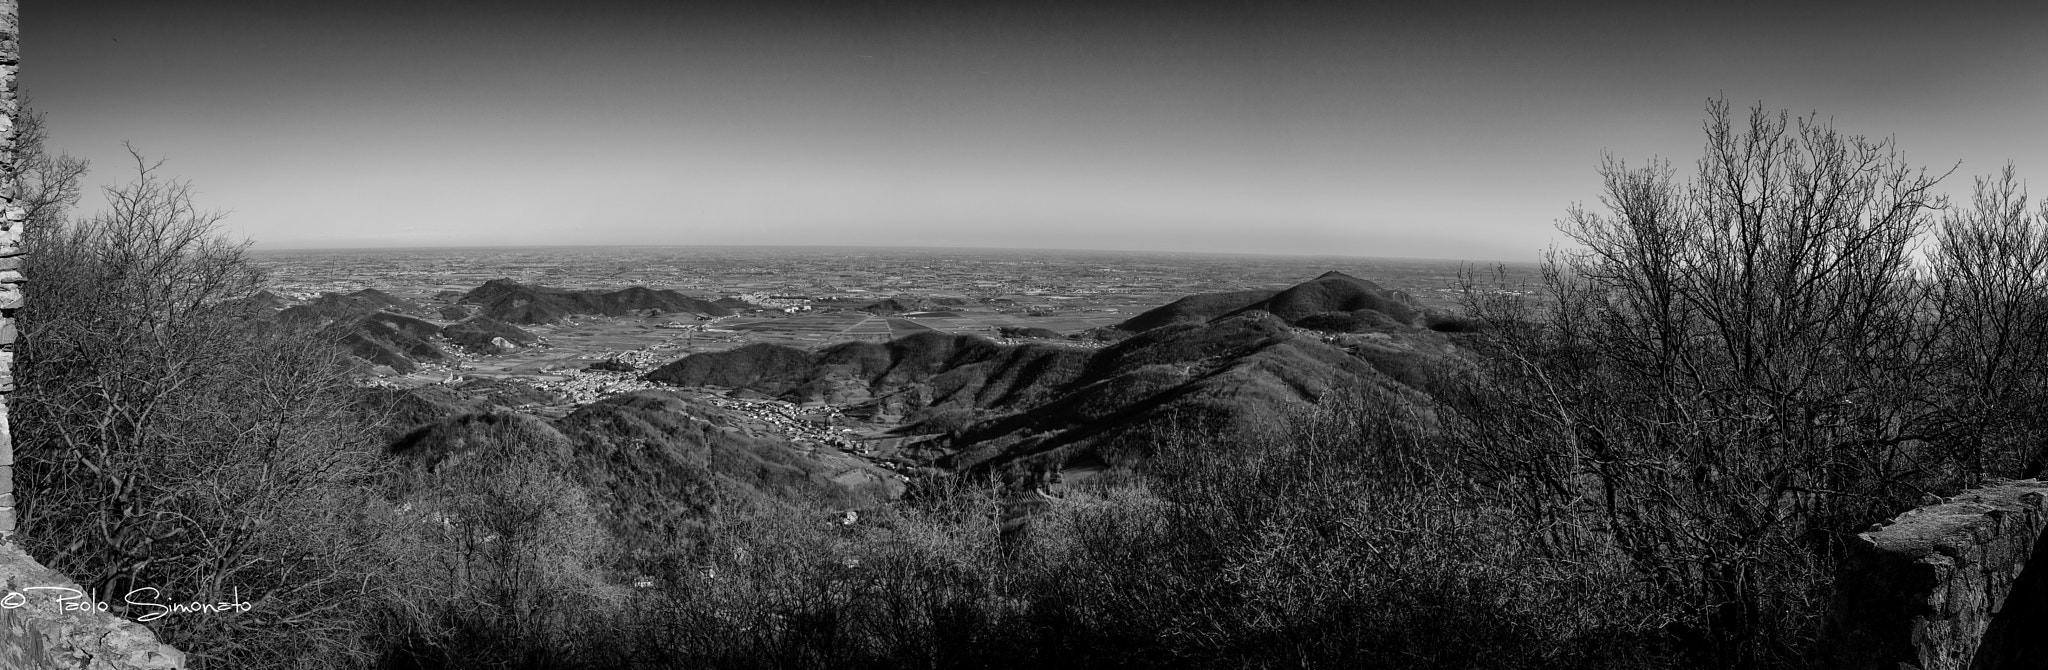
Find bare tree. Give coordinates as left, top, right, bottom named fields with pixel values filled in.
left=13, top=103, right=90, bottom=228
left=15, top=144, right=398, bottom=669
left=1927, top=165, right=2048, bottom=477
left=1459, top=98, right=1982, bottom=666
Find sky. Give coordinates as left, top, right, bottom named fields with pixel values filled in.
left=24, top=1, right=2048, bottom=262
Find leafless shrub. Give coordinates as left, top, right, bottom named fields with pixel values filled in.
left=15, top=141, right=397, bottom=669
left=1457, top=98, right=2048, bottom=667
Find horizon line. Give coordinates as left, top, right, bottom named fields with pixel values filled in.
left=245, top=241, right=1539, bottom=266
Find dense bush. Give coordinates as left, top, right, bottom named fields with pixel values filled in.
left=1422, top=312, right=1481, bottom=333
left=490, top=396, right=1678, bottom=670
left=15, top=131, right=405, bottom=666
left=382, top=416, right=621, bottom=669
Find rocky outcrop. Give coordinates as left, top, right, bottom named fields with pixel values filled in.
left=1824, top=479, right=2048, bottom=669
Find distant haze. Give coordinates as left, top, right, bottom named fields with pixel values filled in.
left=29, top=1, right=2048, bottom=262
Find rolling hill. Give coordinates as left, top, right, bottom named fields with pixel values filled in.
left=459, top=279, right=732, bottom=325
left=278, top=288, right=426, bottom=321
left=1113, top=289, right=1278, bottom=333
left=274, top=287, right=545, bottom=372
left=318, top=312, right=451, bottom=374
left=442, top=316, right=543, bottom=354
left=646, top=331, right=1093, bottom=422
left=645, top=272, right=1465, bottom=477
left=1116, top=271, right=1428, bottom=334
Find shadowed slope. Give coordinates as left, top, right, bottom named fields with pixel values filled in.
left=358, top=384, right=498, bottom=439
left=646, top=342, right=820, bottom=394
left=1224, top=270, right=1424, bottom=327
left=646, top=332, right=1093, bottom=421
left=443, top=316, right=542, bottom=354
left=1114, top=272, right=1429, bottom=335
left=321, top=312, right=451, bottom=374
left=390, top=410, right=578, bottom=470
left=643, top=274, right=1463, bottom=477
left=276, top=287, right=543, bottom=369
left=936, top=311, right=1425, bottom=473
left=553, top=391, right=894, bottom=542
left=1116, top=289, right=1279, bottom=333
left=278, top=289, right=425, bottom=321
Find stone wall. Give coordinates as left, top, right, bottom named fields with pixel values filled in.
left=0, top=0, right=22, bottom=541
left=0, top=3, right=186, bottom=667
left=1823, top=479, right=2048, bottom=670
left=0, top=544, right=184, bottom=669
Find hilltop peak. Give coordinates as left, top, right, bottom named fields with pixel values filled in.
left=1115, top=271, right=1422, bottom=334
left=459, top=279, right=731, bottom=324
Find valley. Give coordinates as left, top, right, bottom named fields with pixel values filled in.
left=261, top=246, right=1534, bottom=495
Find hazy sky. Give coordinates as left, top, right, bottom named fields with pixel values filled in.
left=26, top=1, right=2048, bottom=261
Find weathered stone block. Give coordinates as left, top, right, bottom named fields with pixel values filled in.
left=1822, top=480, right=2048, bottom=669
left=0, top=543, right=187, bottom=669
